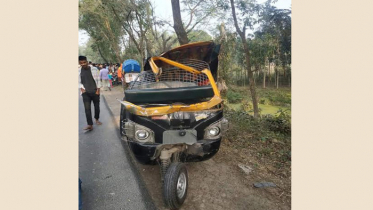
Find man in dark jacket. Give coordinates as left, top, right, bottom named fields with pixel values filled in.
left=78, top=56, right=102, bottom=131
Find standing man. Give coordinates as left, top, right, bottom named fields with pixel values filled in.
left=100, top=64, right=110, bottom=91
left=79, top=56, right=102, bottom=131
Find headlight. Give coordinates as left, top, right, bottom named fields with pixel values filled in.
left=204, top=118, right=227, bottom=139
left=136, top=130, right=149, bottom=140
left=124, top=120, right=155, bottom=143
left=208, top=127, right=220, bottom=136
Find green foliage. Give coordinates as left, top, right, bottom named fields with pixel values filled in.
left=223, top=106, right=291, bottom=174
left=266, top=92, right=290, bottom=106
left=257, top=88, right=291, bottom=106
left=79, top=0, right=125, bottom=62
left=259, top=98, right=269, bottom=105
left=224, top=106, right=291, bottom=138
left=215, top=25, right=238, bottom=83
left=262, top=109, right=291, bottom=134
left=79, top=0, right=291, bottom=89
left=241, top=99, right=253, bottom=112
left=257, top=0, right=291, bottom=71
left=188, top=30, right=212, bottom=42
left=225, top=86, right=291, bottom=111
left=227, top=90, right=244, bottom=103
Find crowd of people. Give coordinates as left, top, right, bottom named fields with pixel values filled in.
left=88, top=61, right=123, bottom=91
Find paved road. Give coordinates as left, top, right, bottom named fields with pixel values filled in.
left=79, top=93, right=156, bottom=210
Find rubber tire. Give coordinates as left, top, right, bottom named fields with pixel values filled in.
left=163, top=162, right=188, bottom=209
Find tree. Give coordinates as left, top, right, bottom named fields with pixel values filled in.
left=258, top=0, right=291, bottom=88
left=170, top=0, right=217, bottom=45
left=106, top=0, right=153, bottom=68
left=83, top=38, right=107, bottom=63
left=215, top=23, right=236, bottom=92
left=171, top=0, right=189, bottom=45
left=229, top=0, right=260, bottom=118
left=79, top=0, right=124, bottom=62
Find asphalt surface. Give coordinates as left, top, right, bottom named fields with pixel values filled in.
left=79, top=92, right=156, bottom=210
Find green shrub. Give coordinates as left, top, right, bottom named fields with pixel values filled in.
left=258, top=89, right=291, bottom=106
left=242, top=99, right=253, bottom=112
left=259, top=98, right=270, bottom=105
left=262, top=109, right=291, bottom=134
left=268, top=92, right=291, bottom=106
left=227, top=90, right=244, bottom=103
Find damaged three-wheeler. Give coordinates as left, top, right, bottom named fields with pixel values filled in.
left=119, top=41, right=228, bottom=209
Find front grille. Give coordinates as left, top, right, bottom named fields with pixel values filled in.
left=129, top=59, right=211, bottom=90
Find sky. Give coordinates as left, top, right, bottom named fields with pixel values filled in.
left=79, top=0, right=291, bottom=46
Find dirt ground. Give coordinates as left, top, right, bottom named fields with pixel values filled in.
left=102, top=86, right=291, bottom=210
left=135, top=140, right=290, bottom=210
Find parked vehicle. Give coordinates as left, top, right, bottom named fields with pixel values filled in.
left=119, top=41, right=228, bottom=209
left=122, top=59, right=141, bottom=88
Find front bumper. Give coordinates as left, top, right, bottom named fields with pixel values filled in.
left=128, top=138, right=222, bottom=165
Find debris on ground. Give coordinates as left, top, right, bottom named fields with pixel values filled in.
left=238, top=164, right=253, bottom=175
left=253, top=182, right=277, bottom=188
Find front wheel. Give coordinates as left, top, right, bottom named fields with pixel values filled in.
left=163, top=162, right=188, bottom=209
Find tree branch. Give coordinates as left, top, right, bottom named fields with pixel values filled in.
left=97, top=45, right=109, bottom=63
left=186, top=11, right=212, bottom=34
left=111, top=6, right=141, bottom=53
left=230, top=0, right=243, bottom=37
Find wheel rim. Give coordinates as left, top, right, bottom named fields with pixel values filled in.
left=176, top=172, right=187, bottom=199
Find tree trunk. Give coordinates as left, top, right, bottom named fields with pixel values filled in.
left=97, top=46, right=109, bottom=63
left=103, top=19, right=122, bottom=62
left=242, top=68, right=245, bottom=87
left=263, top=66, right=266, bottom=89
left=236, top=70, right=239, bottom=86
left=253, top=68, right=256, bottom=84
left=258, top=64, right=262, bottom=86
left=217, top=23, right=227, bottom=83
left=140, top=48, right=145, bottom=71
left=268, top=64, right=270, bottom=87
left=171, top=0, right=189, bottom=45
left=264, top=58, right=269, bottom=89
left=275, top=67, right=279, bottom=89
left=230, top=0, right=259, bottom=118
left=274, top=66, right=277, bottom=89
left=276, top=39, right=281, bottom=89
left=277, top=71, right=279, bottom=88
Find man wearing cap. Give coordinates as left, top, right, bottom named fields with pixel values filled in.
left=79, top=56, right=103, bottom=131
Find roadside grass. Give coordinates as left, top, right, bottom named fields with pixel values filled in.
left=223, top=107, right=291, bottom=166
left=221, top=85, right=291, bottom=203
left=222, top=85, right=291, bottom=164
left=224, top=86, right=291, bottom=115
